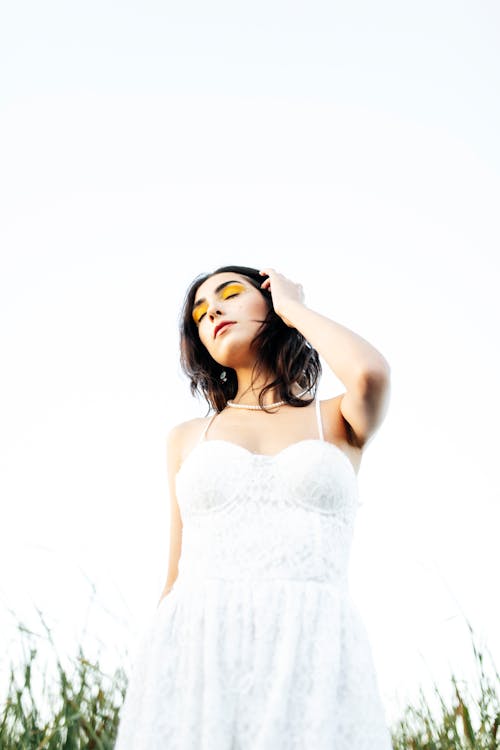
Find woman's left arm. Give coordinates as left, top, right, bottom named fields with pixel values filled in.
left=282, top=298, right=391, bottom=448
left=259, top=268, right=390, bottom=389
left=280, top=298, right=390, bottom=390
left=259, top=268, right=391, bottom=447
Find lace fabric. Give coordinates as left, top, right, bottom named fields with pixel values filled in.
left=115, top=405, right=392, bottom=749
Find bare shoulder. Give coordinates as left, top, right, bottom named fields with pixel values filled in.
left=167, top=416, right=209, bottom=464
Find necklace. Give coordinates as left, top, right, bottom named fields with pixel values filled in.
left=226, top=387, right=310, bottom=410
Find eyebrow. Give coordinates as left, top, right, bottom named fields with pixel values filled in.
left=193, top=279, right=246, bottom=311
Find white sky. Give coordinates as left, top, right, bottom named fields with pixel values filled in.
left=1, top=0, right=499, bottom=726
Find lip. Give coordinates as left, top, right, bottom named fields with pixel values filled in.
left=214, top=321, right=236, bottom=338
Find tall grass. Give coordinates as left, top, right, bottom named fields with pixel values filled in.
left=1, top=607, right=498, bottom=748
left=390, top=621, right=500, bottom=749
left=0, top=605, right=127, bottom=749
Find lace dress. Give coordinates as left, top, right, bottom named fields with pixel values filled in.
left=115, top=398, right=393, bottom=749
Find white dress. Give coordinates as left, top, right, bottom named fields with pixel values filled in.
left=115, top=398, right=393, bottom=749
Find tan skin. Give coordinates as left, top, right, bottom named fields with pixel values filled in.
left=159, top=269, right=390, bottom=605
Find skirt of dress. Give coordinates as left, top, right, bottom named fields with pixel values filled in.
left=114, top=578, right=393, bottom=750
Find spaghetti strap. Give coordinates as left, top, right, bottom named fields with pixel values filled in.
left=315, top=397, right=324, bottom=441
left=198, top=412, right=218, bottom=444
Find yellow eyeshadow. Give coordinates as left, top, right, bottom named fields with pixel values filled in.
left=220, top=283, right=245, bottom=297
left=192, top=283, right=245, bottom=324
left=192, top=304, right=207, bottom=324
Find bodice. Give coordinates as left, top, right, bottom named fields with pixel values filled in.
left=174, top=438, right=361, bottom=589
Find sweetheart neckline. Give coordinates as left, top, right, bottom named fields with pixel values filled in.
left=175, top=438, right=358, bottom=481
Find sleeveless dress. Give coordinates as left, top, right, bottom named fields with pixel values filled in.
left=115, top=399, right=393, bottom=750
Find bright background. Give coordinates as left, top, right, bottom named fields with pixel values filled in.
left=1, top=0, right=499, bottom=726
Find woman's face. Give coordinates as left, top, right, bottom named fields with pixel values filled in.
left=192, top=272, right=270, bottom=367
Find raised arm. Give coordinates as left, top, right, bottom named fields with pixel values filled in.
left=279, top=297, right=391, bottom=449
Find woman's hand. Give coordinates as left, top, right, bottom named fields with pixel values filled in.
left=259, top=268, right=305, bottom=327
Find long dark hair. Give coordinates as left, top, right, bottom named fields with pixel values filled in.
left=179, top=265, right=322, bottom=415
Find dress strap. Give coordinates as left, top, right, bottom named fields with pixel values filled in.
left=315, top=397, right=324, bottom=441
left=198, top=412, right=218, bottom=444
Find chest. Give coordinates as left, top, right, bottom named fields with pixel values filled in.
left=175, top=439, right=359, bottom=519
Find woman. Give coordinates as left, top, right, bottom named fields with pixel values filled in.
left=115, top=265, right=393, bottom=749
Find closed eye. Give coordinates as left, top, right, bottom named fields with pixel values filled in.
left=197, top=292, right=239, bottom=323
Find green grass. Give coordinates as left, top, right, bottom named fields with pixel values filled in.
left=390, top=621, right=500, bottom=749
left=0, top=605, right=127, bottom=749
left=1, top=607, right=498, bottom=749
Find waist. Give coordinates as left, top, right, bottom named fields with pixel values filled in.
left=172, top=574, right=350, bottom=595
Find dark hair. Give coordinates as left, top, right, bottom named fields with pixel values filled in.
left=179, top=264, right=321, bottom=415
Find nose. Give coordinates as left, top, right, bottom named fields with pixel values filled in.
left=206, top=299, right=223, bottom=320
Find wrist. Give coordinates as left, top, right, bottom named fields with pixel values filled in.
left=277, top=298, right=307, bottom=325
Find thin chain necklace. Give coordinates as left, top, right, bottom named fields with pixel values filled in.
left=226, top=387, right=310, bottom=410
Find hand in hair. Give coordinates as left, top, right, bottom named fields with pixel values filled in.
left=259, top=268, right=305, bottom=328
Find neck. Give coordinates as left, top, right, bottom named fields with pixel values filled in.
left=228, top=367, right=305, bottom=406
left=229, top=366, right=281, bottom=406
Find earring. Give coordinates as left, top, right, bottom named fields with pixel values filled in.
left=220, top=370, right=228, bottom=383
